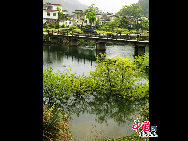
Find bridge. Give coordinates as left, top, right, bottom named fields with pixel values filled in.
left=44, top=30, right=149, bottom=56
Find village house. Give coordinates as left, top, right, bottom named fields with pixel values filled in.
left=43, top=3, right=115, bottom=27
left=71, top=10, right=85, bottom=26
left=59, top=10, right=89, bottom=27
left=59, top=19, right=74, bottom=27
left=69, top=10, right=114, bottom=27
left=43, top=3, right=63, bottom=24
left=96, top=12, right=114, bottom=26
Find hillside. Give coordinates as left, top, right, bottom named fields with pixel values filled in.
left=138, top=0, right=149, bottom=17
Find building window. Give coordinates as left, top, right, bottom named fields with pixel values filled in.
left=47, top=12, right=50, bottom=16
left=53, top=13, right=56, bottom=16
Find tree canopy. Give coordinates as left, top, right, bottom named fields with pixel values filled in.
left=84, top=4, right=99, bottom=27
left=86, top=11, right=96, bottom=26
left=116, top=3, right=143, bottom=18
left=84, top=3, right=99, bottom=13
left=114, top=3, right=144, bottom=29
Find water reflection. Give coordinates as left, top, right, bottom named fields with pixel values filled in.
left=43, top=44, right=143, bottom=75
left=43, top=44, right=149, bottom=140
left=44, top=92, right=148, bottom=140
left=43, top=45, right=100, bottom=75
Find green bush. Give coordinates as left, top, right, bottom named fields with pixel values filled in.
left=43, top=53, right=149, bottom=103
left=54, top=24, right=61, bottom=29
left=50, top=25, right=55, bottom=28
left=43, top=34, right=49, bottom=41
left=72, top=28, right=83, bottom=33
left=43, top=104, right=72, bottom=141
left=61, top=24, right=65, bottom=28
left=69, top=25, right=78, bottom=31
left=96, top=132, right=149, bottom=141
left=78, top=39, right=85, bottom=46
left=134, top=53, right=149, bottom=74
left=90, top=53, right=149, bottom=100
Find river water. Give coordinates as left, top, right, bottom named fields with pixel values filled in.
left=43, top=44, right=149, bottom=140
left=43, top=44, right=149, bottom=75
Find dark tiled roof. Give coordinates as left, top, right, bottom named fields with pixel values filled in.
left=45, top=10, right=59, bottom=12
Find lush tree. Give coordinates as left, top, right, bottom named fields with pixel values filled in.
left=84, top=3, right=99, bottom=13
left=84, top=4, right=100, bottom=27
left=105, top=19, right=118, bottom=31
left=86, top=11, right=96, bottom=27
left=115, top=3, right=143, bottom=29
left=140, top=17, right=149, bottom=31
left=95, top=19, right=100, bottom=29
left=57, top=6, right=64, bottom=20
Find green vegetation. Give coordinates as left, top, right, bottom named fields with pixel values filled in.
left=43, top=53, right=149, bottom=105
left=78, top=39, right=95, bottom=46
left=43, top=2, right=149, bottom=140
left=86, top=11, right=96, bottom=27
left=43, top=104, right=72, bottom=141
left=96, top=132, right=149, bottom=141
left=43, top=53, right=149, bottom=140
left=134, top=53, right=149, bottom=75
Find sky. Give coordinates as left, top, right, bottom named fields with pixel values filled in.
left=77, top=0, right=139, bottom=14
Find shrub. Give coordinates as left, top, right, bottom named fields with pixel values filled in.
left=69, top=25, right=77, bottom=31
left=134, top=53, right=149, bottom=74
left=78, top=39, right=85, bottom=46
left=61, top=24, right=65, bottom=28
left=43, top=104, right=72, bottom=141
left=43, top=53, right=149, bottom=102
left=90, top=53, right=149, bottom=100
left=72, top=28, right=83, bottom=33
left=88, top=40, right=95, bottom=46
left=43, top=34, right=49, bottom=41
left=51, top=25, right=55, bottom=28
left=55, top=24, right=61, bottom=29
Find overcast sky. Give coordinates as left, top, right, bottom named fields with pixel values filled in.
left=78, top=0, right=139, bottom=13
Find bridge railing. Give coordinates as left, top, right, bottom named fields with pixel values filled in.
left=46, top=30, right=149, bottom=41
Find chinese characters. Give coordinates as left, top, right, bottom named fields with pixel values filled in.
left=132, top=118, right=158, bottom=137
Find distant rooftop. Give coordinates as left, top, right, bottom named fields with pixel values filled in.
left=44, top=3, right=62, bottom=6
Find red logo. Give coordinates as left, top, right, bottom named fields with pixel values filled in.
left=132, top=118, right=150, bottom=132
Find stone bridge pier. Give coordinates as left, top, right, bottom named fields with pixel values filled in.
left=134, top=43, right=148, bottom=56
left=69, top=38, right=78, bottom=47
left=134, top=46, right=145, bottom=56
left=96, top=41, right=106, bottom=50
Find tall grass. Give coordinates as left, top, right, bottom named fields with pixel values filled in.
left=43, top=104, right=72, bottom=141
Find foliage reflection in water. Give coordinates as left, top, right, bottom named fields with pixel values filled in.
left=43, top=44, right=149, bottom=140
left=44, top=91, right=148, bottom=140
left=43, top=44, right=146, bottom=76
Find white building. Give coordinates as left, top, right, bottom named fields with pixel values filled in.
left=59, top=20, right=74, bottom=27
left=43, top=3, right=63, bottom=24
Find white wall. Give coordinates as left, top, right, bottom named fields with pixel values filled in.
left=43, top=4, right=63, bottom=21
left=43, top=10, right=58, bottom=20
left=59, top=20, right=73, bottom=27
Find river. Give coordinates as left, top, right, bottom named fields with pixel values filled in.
left=43, top=44, right=149, bottom=140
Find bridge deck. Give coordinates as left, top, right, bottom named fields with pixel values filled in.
left=45, top=31, right=149, bottom=45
